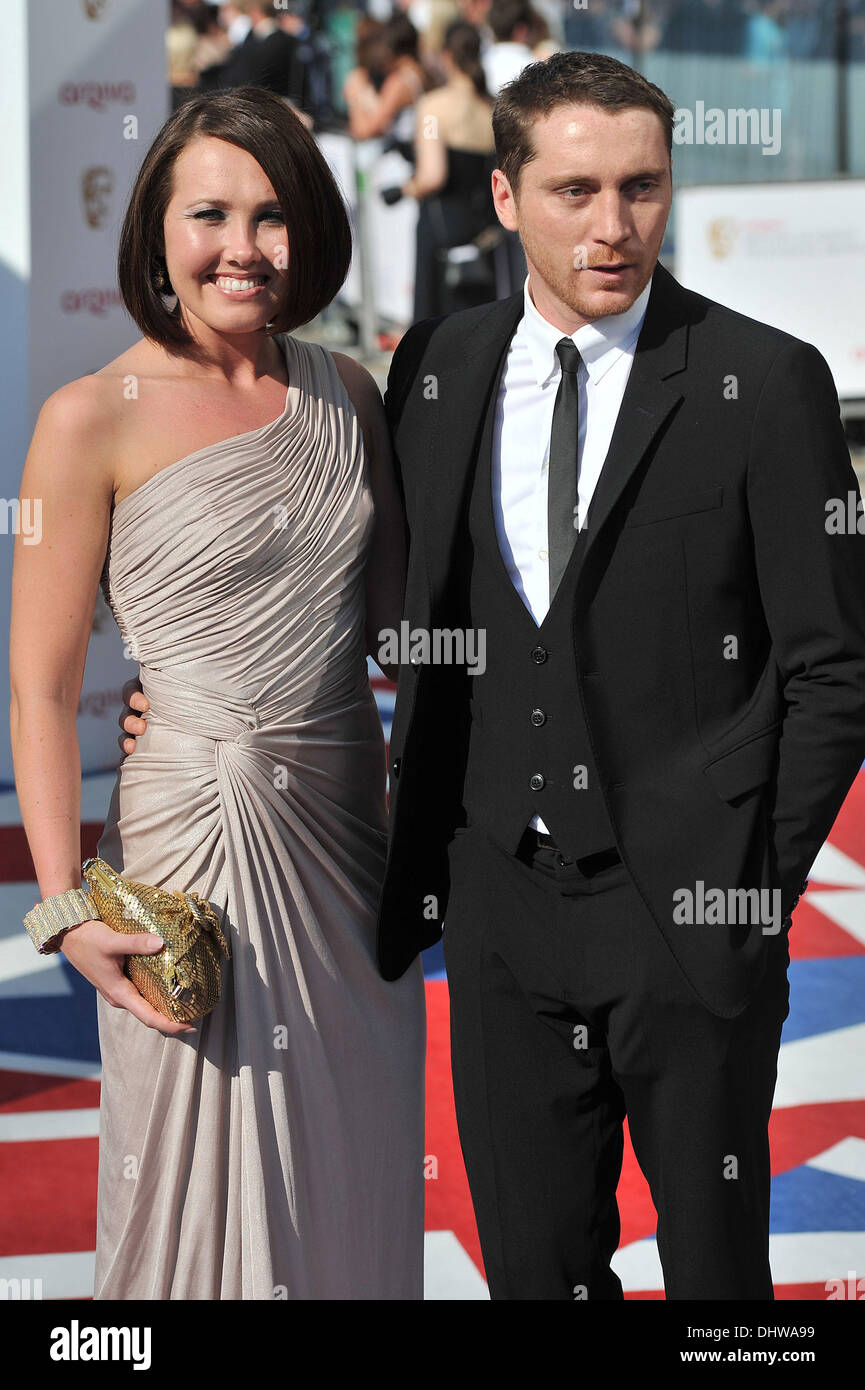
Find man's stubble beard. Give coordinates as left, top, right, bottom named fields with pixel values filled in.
left=517, top=215, right=655, bottom=323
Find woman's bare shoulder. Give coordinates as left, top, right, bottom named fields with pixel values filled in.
left=331, top=351, right=384, bottom=420
left=29, top=341, right=157, bottom=492
left=417, top=84, right=447, bottom=110
left=88, top=339, right=166, bottom=405
left=38, top=340, right=155, bottom=437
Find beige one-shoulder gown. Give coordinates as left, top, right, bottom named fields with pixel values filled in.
left=92, top=332, right=425, bottom=1299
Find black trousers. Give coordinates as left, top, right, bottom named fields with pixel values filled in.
left=442, top=823, right=791, bottom=1300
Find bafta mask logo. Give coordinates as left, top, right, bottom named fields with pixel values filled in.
left=707, top=218, right=737, bottom=260
left=82, top=0, right=109, bottom=18
left=82, top=166, right=114, bottom=229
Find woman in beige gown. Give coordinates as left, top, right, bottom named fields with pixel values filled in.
left=10, top=88, right=425, bottom=1299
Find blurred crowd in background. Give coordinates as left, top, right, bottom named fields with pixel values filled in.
left=168, top=0, right=865, bottom=117
left=165, top=0, right=865, bottom=338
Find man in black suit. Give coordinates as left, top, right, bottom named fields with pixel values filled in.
left=375, top=50, right=865, bottom=1298
left=117, top=48, right=865, bottom=1300
left=201, top=0, right=310, bottom=114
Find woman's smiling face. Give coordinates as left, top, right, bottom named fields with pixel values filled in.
left=161, top=136, right=291, bottom=338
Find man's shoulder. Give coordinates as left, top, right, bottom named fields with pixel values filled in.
left=659, top=263, right=809, bottom=361
left=394, top=294, right=522, bottom=371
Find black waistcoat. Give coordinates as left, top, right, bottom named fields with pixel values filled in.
left=458, top=339, right=617, bottom=859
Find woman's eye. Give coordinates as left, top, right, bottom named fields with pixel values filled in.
left=193, top=209, right=284, bottom=222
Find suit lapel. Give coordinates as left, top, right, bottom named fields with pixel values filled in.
left=419, top=262, right=690, bottom=609
left=420, top=291, right=524, bottom=604
left=576, top=263, right=688, bottom=581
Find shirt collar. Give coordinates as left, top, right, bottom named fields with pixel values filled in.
left=520, top=271, right=653, bottom=389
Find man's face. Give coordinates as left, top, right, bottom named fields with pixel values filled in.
left=461, top=0, right=491, bottom=25
left=492, top=103, right=672, bottom=331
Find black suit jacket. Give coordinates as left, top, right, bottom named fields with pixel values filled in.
left=217, top=29, right=307, bottom=107
left=375, top=262, right=865, bottom=1016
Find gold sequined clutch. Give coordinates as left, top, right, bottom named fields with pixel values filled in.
left=81, top=856, right=230, bottom=1024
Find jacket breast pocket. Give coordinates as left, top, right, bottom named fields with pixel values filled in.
left=624, top=485, right=724, bottom=528
left=702, top=723, right=780, bottom=804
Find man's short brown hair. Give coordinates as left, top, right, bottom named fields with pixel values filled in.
left=118, top=86, right=352, bottom=350
left=493, top=50, right=675, bottom=194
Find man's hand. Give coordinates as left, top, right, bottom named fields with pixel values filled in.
left=119, top=677, right=149, bottom=756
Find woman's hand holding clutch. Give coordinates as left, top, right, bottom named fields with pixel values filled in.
left=59, top=919, right=197, bottom=1036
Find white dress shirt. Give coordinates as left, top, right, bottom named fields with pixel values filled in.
left=491, top=271, right=653, bottom=831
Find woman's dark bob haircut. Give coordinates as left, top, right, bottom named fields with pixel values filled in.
left=118, top=86, right=353, bottom=349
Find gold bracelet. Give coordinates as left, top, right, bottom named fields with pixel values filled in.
left=23, top=887, right=102, bottom=955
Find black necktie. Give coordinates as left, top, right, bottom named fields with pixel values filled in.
left=547, top=337, right=582, bottom=600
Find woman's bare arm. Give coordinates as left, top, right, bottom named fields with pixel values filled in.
left=9, top=380, right=193, bottom=1035
left=402, top=94, right=448, bottom=199
left=346, top=66, right=420, bottom=142
left=11, top=381, right=116, bottom=898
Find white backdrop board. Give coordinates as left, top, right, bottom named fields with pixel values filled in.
left=0, top=0, right=168, bottom=786
left=675, top=180, right=865, bottom=403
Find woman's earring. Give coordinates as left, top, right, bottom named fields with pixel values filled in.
left=153, top=261, right=177, bottom=309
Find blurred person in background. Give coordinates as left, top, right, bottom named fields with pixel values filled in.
left=528, top=0, right=564, bottom=44
left=411, top=0, right=463, bottom=82
left=608, top=0, right=665, bottom=56
left=852, top=0, right=865, bottom=60
left=168, top=18, right=201, bottom=109
left=524, top=7, right=560, bottom=60
left=275, top=0, right=337, bottom=128
left=663, top=0, right=747, bottom=54
left=215, top=0, right=253, bottom=46
left=483, top=0, right=536, bottom=95
left=351, top=14, right=388, bottom=67
left=385, top=19, right=498, bottom=321
left=168, top=5, right=232, bottom=110
left=407, top=0, right=460, bottom=46
left=562, top=0, right=620, bottom=54
left=784, top=0, right=834, bottom=58
left=744, top=0, right=790, bottom=63
left=201, top=0, right=313, bottom=124
left=343, top=12, right=431, bottom=152
left=460, top=0, right=493, bottom=32
left=171, top=0, right=212, bottom=19
left=185, top=2, right=234, bottom=74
